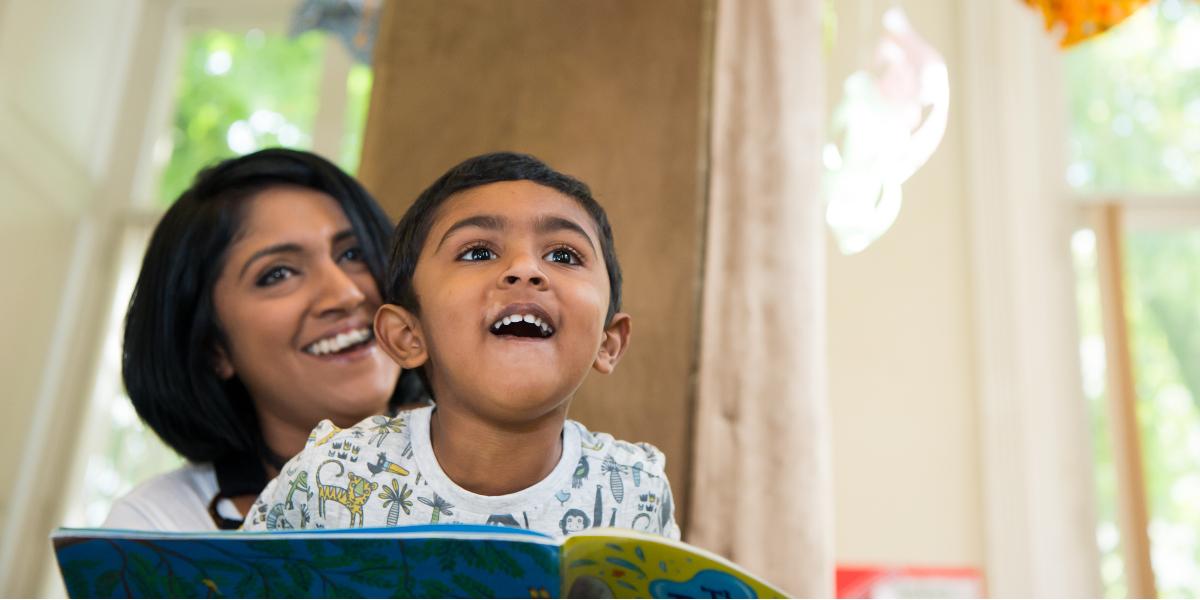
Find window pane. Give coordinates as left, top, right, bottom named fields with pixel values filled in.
left=1071, top=228, right=1128, bottom=598
left=63, top=26, right=377, bottom=533
left=1065, top=0, right=1200, bottom=193
left=339, top=63, right=373, bottom=174
left=156, top=29, right=327, bottom=205
left=1124, top=230, right=1200, bottom=598
left=58, top=226, right=184, bottom=529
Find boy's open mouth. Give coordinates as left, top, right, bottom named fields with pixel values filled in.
left=303, top=327, right=374, bottom=356
left=490, top=308, right=555, bottom=339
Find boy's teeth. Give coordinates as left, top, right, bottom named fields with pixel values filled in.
left=490, top=313, right=555, bottom=335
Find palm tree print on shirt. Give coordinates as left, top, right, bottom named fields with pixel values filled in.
left=379, top=479, right=413, bottom=526
left=418, top=493, right=454, bottom=523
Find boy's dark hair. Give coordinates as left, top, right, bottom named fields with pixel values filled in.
left=387, top=152, right=622, bottom=323
left=123, top=148, right=423, bottom=465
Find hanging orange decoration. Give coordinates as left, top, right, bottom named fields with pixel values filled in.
left=1022, top=0, right=1154, bottom=47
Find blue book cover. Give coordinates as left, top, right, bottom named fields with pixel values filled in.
left=52, top=525, right=787, bottom=598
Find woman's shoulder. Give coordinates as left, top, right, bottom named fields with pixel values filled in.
left=102, top=463, right=218, bottom=531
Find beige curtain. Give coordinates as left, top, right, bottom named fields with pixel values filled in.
left=687, top=0, right=832, bottom=596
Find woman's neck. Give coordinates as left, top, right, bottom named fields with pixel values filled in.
left=256, top=412, right=316, bottom=466
left=429, top=403, right=566, bottom=496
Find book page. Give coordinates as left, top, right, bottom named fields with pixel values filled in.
left=560, top=528, right=787, bottom=598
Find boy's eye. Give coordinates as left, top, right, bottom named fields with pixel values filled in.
left=256, top=266, right=296, bottom=287
left=545, top=247, right=581, bottom=265
left=458, top=246, right=496, bottom=261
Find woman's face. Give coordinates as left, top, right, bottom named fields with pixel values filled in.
left=212, top=185, right=399, bottom=444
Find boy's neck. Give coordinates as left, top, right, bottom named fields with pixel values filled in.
left=429, top=403, right=567, bottom=496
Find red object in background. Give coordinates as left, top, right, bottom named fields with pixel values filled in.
left=836, top=565, right=984, bottom=598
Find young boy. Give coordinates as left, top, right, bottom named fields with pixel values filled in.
left=243, top=152, right=679, bottom=539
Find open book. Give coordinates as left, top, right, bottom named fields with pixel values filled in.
left=52, top=524, right=787, bottom=598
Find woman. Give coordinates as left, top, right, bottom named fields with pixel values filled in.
left=104, top=148, right=424, bottom=530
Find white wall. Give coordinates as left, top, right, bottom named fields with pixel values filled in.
left=826, top=0, right=984, bottom=568
left=0, top=0, right=124, bottom=510
left=0, top=1, right=171, bottom=595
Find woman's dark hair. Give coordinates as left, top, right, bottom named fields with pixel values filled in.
left=123, top=148, right=422, bottom=465
left=388, top=151, right=623, bottom=324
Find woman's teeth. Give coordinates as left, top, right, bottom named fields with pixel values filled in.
left=491, top=313, right=554, bottom=336
left=305, top=328, right=372, bottom=356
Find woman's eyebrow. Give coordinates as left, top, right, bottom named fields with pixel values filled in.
left=536, top=215, right=597, bottom=252
left=331, top=228, right=356, bottom=244
left=238, top=243, right=302, bottom=279
left=435, top=214, right=505, bottom=250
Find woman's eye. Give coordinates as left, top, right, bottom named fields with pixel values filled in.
left=339, top=246, right=365, bottom=263
left=256, top=266, right=296, bottom=287
left=458, top=246, right=496, bottom=261
left=545, top=248, right=581, bottom=265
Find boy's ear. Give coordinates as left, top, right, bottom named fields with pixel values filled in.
left=592, top=312, right=632, bottom=375
left=213, top=345, right=234, bottom=380
left=374, top=304, right=428, bottom=369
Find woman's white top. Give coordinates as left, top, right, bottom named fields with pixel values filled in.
left=102, top=463, right=244, bottom=530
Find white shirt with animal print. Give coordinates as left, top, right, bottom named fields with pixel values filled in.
left=243, top=405, right=680, bottom=540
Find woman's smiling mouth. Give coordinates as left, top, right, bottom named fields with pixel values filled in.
left=303, top=327, right=374, bottom=356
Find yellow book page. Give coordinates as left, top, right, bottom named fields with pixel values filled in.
left=560, top=528, right=788, bottom=598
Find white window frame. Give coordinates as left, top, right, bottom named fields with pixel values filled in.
left=0, top=0, right=365, bottom=595
left=1078, top=195, right=1200, bottom=600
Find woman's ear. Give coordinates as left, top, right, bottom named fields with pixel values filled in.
left=592, top=312, right=632, bottom=375
left=213, top=345, right=235, bottom=380
left=375, top=304, right=428, bottom=369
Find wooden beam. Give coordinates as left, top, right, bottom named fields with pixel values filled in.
left=1091, top=203, right=1157, bottom=599
left=358, top=0, right=712, bottom=531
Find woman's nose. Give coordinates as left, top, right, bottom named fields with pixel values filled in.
left=314, top=262, right=367, bottom=314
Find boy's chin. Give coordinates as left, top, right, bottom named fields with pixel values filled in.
left=469, top=378, right=578, bottom=421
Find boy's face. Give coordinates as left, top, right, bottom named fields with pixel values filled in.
left=378, top=180, right=630, bottom=423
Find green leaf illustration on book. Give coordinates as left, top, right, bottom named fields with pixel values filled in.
left=52, top=525, right=787, bottom=598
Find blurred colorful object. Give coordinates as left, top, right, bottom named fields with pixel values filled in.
left=1023, top=0, right=1154, bottom=47
left=823, top=8, right=949, bottom=255
left=291, top=0, right=381, bottom=64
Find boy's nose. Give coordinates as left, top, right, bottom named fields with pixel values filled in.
left=500, top=255, right=548, bottom=289
left=504, top=273, right=544, bottom=286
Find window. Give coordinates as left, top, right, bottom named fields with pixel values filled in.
left=1067, top=1, right=1200, bottom=597
left=56, top=19, right=374, bottom=535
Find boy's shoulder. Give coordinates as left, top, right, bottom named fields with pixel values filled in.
left=568, top=419, right=668, bottom=476
left=298, top=406, right=429, bottom=461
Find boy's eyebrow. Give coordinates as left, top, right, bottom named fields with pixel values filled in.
left=535, top=215, right=597, bottom=252
left=436, top=215, right=506, bottom=250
